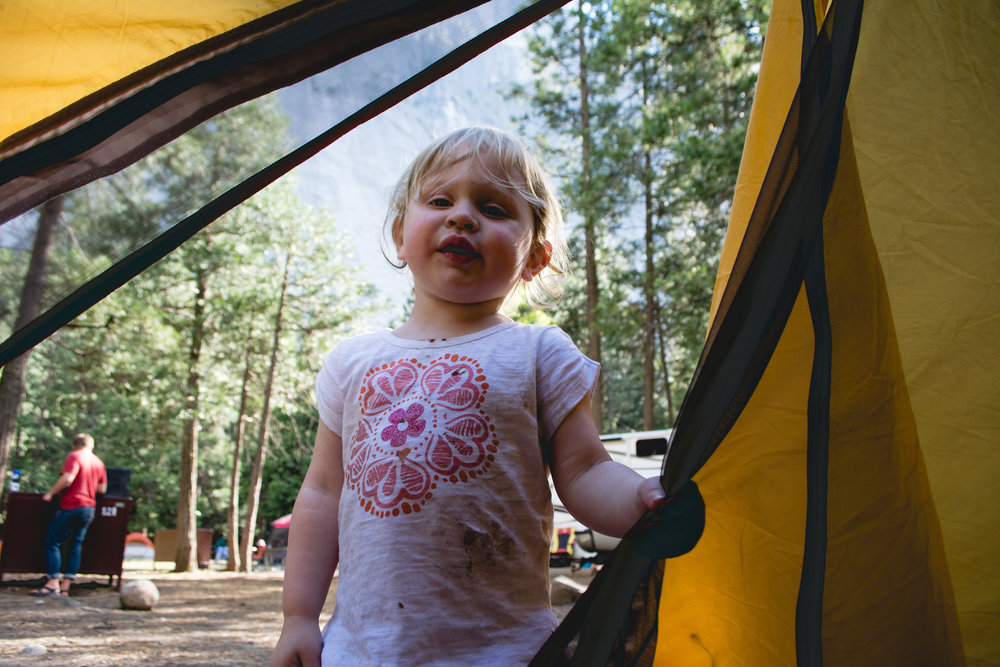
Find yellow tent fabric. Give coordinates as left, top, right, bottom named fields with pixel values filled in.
left=850, top=4, right=1000, bottom=664
left=656, top=0, right=997, bottom=664
left=0, top=0, right=490, bottom=226
left=0, top=0, right=299, bottom=145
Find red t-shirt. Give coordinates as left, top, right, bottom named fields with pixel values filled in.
left=59, top=449, right=107, bottom=510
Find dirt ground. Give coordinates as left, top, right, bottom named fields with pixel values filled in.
left=0, top=560, right=595, bottom=666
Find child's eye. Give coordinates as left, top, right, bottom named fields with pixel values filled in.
left=429, top=197, right=451, bottom=208
left=481, top=204, right=507, bottom=217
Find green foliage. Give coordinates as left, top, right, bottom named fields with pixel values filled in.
left=7, top=95, right=383, bottom=538
left=0, top=246, right=27, bottom=338
left=520, top=0, right=768, bottom=431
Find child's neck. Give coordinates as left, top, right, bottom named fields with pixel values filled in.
left=394, top=297, right=510, bottom=341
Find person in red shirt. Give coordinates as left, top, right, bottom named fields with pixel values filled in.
left=30, top=433, right=107, bottom=597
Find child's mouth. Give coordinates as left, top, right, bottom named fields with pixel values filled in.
left=437, top=236, right=479, bottom=263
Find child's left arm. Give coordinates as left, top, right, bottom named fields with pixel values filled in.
left=550, top=397, right=667, bottom=538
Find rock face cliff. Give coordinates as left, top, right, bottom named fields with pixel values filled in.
left=278, top=17, right=533, bottom=321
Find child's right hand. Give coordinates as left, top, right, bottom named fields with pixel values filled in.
left=271, top=616, right=323, bottom=667
left=637, top=475, right=667, bottom=511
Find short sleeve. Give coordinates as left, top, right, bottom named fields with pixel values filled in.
left=535, top=327, right=600, bottom=443
left=61, top=454, right=80, bottom=476
left=315, top=345, right=346, bottom=437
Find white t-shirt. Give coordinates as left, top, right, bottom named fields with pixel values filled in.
left=315, top=321, right=599, bottom=666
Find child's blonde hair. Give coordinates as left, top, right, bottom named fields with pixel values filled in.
left=384, top=126, right=567, bottom=308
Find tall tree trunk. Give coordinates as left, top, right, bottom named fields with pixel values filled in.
left=656, top=308, right=676, bottom=426
left=0, top=196, right=62, bottom=495
left=240, top=255, right=289, bottom=573
left=225, top=353, right=253, bottom=572
left=578, top=3, right=604, bottom=430
left=642, top=150, right=656, bottom=430
left=175, top=272, right=207, bottom=572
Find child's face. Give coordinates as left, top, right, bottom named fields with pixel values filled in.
left=394, top=155, right=545, bottom=308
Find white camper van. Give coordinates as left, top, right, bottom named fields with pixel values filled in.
left=550, top=429, right=671, bottom=567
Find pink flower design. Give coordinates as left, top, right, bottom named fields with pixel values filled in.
left=349, top=354, right=495, bottom=517
left=361, top=455, right=432, bottom=508
left=422, top=360, right=481, bottom=409
left=426, top=414, right=489, bottom=476
left=346, top=420, right=374, bottom=487
left=380, top=403, right=426, bottom=447
left=362, top=361, right=419, bottom=414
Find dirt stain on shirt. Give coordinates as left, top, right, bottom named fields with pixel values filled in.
left=461, top=520, right=513, bottom=576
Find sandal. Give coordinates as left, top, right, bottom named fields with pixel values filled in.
left=30, top=585, right=61, bottom=597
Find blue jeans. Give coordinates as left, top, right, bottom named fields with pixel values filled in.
left=44, top=506, right=95, bottom=580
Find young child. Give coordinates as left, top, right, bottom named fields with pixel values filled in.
left=271, top=127, right=665, bottom=666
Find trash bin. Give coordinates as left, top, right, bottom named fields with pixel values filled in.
left=0, top=492, right=131, bottom=589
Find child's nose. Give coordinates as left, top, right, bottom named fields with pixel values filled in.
left=446, top=206, right=478, bottom=232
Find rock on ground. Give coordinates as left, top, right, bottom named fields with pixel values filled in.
left=120, top=579, right=159, bottom=610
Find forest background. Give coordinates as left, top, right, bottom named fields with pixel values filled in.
left=0, top=0, right=768, bottom=572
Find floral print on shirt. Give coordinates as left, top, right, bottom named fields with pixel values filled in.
left=347, top=354, right=497, bottom=517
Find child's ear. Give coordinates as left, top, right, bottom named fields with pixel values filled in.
left=521, top=241, right=553, bottom=282
left=392, top=218, right=406, bottom=262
